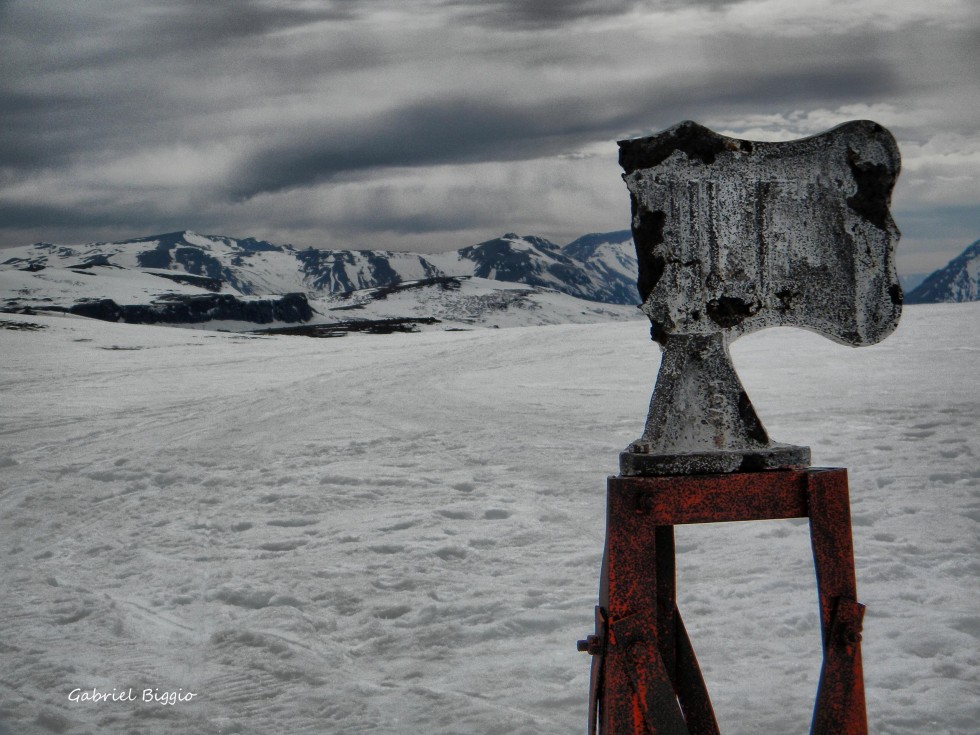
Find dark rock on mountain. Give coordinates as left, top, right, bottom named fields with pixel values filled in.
left=453, top=232, right=638, bottom=304
left=66, top=293, right=313, bottom=325
left=136, top=234, right=255, bottom=294
left=259, top=316, right=441, bottom=337
left=148, top=272, right=223, bottom=292
left=296, top=248, right=441, bottom=293
left=75, top=255, right=114, bottom=268
left=560, top=230, right=639, bottom=305
left=458, top=234, right=570, bottom=281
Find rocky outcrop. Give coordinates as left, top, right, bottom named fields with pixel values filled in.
left=66, top=293, right=313, bottom=325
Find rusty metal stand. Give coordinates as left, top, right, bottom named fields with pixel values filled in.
left=582, top=468, right=866, bottom=735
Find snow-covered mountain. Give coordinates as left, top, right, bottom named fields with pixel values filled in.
left=0, top=230, right=642, bottom=331
left=561, top=230, right=638, bottom=305
left=426, top=231, right=637, bottom=305
left=1, top=230, right=639, bottom=303
left=0, top=231, right=447, bottom=299
left=905, top=239, right=980, bottom=303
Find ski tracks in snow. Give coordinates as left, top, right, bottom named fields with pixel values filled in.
left=0, top=308, right=977, bottom=734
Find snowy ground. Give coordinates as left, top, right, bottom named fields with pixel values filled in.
left=0, top=304, right=977, bottom=735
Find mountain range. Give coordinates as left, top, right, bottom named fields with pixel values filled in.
left=0, top=230, right=641, bottom=332
left=1, top=230, right=976, bottom=332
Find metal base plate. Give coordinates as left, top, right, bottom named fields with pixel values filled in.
left=620, top=443, right=811, bottom=476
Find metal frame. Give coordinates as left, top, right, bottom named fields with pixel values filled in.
left=582, top=468, right=866, bottom=735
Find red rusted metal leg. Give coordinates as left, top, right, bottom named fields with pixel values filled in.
left=807, top=470, right=867, bottom=735
left=600, top=479, right=718, bottom=734
left=602, top=478, right=664, bottom=734
left=611, top=610, right=688, bottom=734
left=811, top=598, right=866, bottom=735
left=673, top=607, right=720, bottom=735
left=656, top=527, right=677, bottom=683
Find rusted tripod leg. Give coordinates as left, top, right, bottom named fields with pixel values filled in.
left=601, top=535, right=688, bottom=734
left=602, top=482, right=686, bottom=734
left=807, top=470, right=867, bottom=735
left=599, top=478, right=719, bottom=735
left=673, top=607, right=719, bottom=735
left=657, top=527, right=717, bottom=735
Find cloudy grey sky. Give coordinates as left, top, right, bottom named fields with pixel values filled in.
left=1, top=0, right=977, bottom=272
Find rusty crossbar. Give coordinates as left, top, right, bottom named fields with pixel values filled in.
left=584, top=467, right=866, bottom=735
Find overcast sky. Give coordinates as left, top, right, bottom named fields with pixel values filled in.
left=1, top=0, right=977, bottom=272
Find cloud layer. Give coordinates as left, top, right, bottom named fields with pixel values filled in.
left=1, top=0, right=977, bottom=271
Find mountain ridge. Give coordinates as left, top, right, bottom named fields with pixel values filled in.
left=0, top=230, right=642, bottom=331
left=905, top=239, right=980, bottom=304
left=5, top=229, right=977, bottom=333
left=2, top=229, right=641, bottom=306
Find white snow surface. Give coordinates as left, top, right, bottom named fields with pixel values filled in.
left=0, top=266, right=214, bottom=306
left=0, top=304, right=977, bottom=735
left=312, top=277, right=640, bottom=331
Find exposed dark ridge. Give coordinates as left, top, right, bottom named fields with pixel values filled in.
left=257, top=317, right=440, bottom=337
left=148, top=271, right=223, bottom=292
left=237, top=237, right=284, bottom=253
left=62, top=293, right=312, bottom=325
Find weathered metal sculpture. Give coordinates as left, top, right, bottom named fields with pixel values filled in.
left=619, top=120, right=901, bottom=476
left=580, top=120, right=901, bottom=735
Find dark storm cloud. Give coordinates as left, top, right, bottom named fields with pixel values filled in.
left=3, top=0, right=357, bottom=50
left=700, top=59, right=899, bottom=112
left=164, top=0, right=361, bottom=38
left=0, top=0, right=906, bottom=190
left=0, top=0, right=367, bottom=83
left=0, top=0, right=975, bottom=264
left=955, top=27, right=980, bottom=77
left=440, top=0, right=739, bottom=29
left=0, top=84, right=184, bottom=173
left=898, top=205, right=980, bottom=241
left=229, top=96, right=599, bottom=199
left=0, top=92, right=95, bottom=169
left=98, top=0, right=362, bottom=63
left=230, top=53, right=898, bottom=199
left=0, top=201, right=148, bottom=230
left=0, top=1, right=385, bottom=176
left=441, top=0, right=639, bottom=28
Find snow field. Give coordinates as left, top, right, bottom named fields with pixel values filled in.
left=0, top=304, right=977, bottom=734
